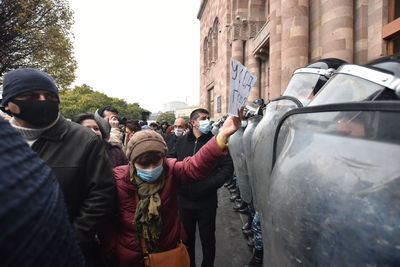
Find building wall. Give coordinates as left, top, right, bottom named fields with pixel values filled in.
left=198, top=0, right=391, bottom=119
left=199, top=0, right=231, bottom=119
left=162, top=101, right=188, bottom=113
left=175, top=105, right=200, bottom=119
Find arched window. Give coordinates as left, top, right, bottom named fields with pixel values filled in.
left=203, top=37, right=208, bottom=70
left=208, top=29, right=213, bottom=66
left=213, top=18, right=219, bottom=61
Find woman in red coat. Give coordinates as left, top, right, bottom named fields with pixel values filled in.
left=101, top=113, right=241, bottom=267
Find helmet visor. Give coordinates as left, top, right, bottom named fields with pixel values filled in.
left=310, top=74, right=384, bottom=106
left=283, top=73, right=321, bottom=103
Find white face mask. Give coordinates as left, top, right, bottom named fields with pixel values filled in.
left=174, top=128, right=184, bottom=136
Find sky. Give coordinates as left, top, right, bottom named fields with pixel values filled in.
left=68, top=0, right=201, bottom=113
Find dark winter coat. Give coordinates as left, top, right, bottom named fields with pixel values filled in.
left=103, top=137, right=227, bottom=267
left=171, top=131, right=234, bottom=209
left=164, top=132, right=177, bottom=157
left=31, top=116, right=116, bottom=248
left=105, top=141, right=129, bottom=168
left=0, top=118, right=84, bottom=267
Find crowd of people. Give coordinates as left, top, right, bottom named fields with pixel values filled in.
left=0, top=67, right=240, bottom=267
left=1, top=54, right=400, bottom=267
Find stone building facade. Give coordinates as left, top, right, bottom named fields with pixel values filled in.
left=197, top=0, right=400, bottom=119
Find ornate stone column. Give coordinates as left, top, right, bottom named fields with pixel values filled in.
left=321, top=0, right=354, bottom=62
left=354, top=0, right=368, bottom=64
left=310, top=0, right=322, bottom=62
left=281, top=0, right=309, bottom=91
left=247, top=53, right=260, bottom=102
left=269, top=0, right=282, bottom=98
left=232, top=39, right=244, bottom=62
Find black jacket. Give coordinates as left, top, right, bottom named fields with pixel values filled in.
left=0, top=118, right=85, bottom=266
left=171, top=130, right=234, bottom=209
left=31, top=116, right=116, bottom=246
left=105, top=141, right=128, bottom=168
left=164, top=133, right=177, bottom=157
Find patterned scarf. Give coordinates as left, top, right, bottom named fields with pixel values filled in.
left=130, top=165, right=165, bottom=252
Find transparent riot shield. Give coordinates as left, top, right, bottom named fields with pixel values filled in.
left=251, top=99, right=300, bottom=215
left=250, top=71, right=322, bottom=213
left=264, top=102, right=400, bottom=266
left=309, top=64, right=397, bottom=106
left=228, top=127, right=253, bottom=203
left=242, top=115, right=262, bottom=207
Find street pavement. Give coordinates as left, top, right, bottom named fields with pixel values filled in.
left=194, top=187, right=253, bottom=267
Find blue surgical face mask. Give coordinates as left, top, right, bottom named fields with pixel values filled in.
left=198, top=119, right=211, bottom=134
left=136, top=164, right=163, bottom=183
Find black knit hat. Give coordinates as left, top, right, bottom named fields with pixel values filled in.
left=1, top=68, right=59, bottom=105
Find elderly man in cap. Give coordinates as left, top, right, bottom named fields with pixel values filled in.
left=0, top=68, right=115, bottom=266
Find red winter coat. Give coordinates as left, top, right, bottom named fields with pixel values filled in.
left=102, top=137, right=227, bottom=267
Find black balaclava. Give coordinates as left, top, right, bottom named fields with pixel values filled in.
left=1, top=68, right=60, bottom=127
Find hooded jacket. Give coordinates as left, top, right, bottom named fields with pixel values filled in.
left=171, top=131, right=234, bottom=209
left=103, top=136, right=227, bottom=267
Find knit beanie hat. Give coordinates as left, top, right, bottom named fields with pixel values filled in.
left=1, top=68, right=59, bottom=105
left=126, top=130, right=167, bottom=162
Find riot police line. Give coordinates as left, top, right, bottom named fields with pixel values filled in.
left=213, top=55, right=400, bottom=267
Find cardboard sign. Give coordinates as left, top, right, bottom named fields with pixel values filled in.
left=228, top=58, right=257, bottom=116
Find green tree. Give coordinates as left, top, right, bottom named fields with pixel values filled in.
left=0, top=0, right=76, bottom=87
left=156, top=112, right=176, bottom=125
left=180, top=116, right=190, bottom=123
left=59, top=84, right=150, bottom=119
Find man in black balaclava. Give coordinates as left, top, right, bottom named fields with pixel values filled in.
left=1, top=68, right=115, bottom=267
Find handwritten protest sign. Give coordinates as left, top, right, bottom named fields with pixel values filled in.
left=228, top=58, right=257, bottom=116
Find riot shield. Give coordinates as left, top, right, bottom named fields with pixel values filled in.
left=250, top=71, right=323, bottom=210
left=264, top=102, right=400, bottom=266
left=228, top=127, right=253, bottom=203
left=310, top=64, right=396, bottom=106
left=242, top=115, right=263, bottom=207
left=251, top=99, right=300, bottom=214
left=283, top=70, right=321, bottom=106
